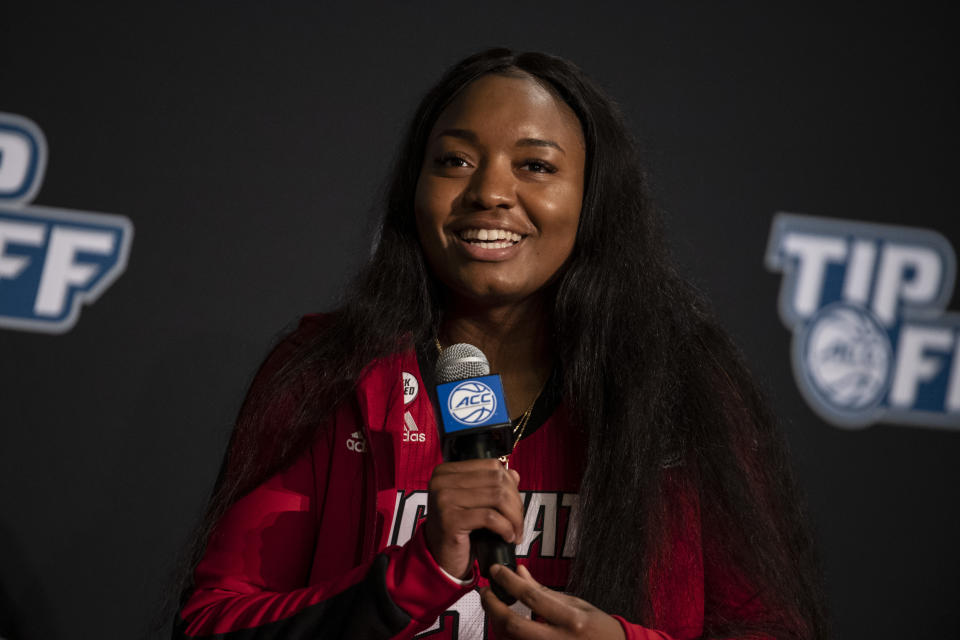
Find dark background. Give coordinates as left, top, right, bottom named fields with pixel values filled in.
left=1, top=2, right=957, bottom=638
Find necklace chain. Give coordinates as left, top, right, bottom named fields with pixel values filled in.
left=435, top=338, right=543, bottom=468
left=500, top=396, right=538, bottom=468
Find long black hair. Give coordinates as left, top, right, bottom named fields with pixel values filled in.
left=179, top=48, right=829, bottom=638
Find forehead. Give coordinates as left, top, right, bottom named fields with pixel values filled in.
left=430, top=73, right=585, bottom=149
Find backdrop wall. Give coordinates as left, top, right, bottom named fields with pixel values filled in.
left=1, top=2, right=957, bottom=638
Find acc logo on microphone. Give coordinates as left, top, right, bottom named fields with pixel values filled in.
left=766, top=213, right=959, bottom=430
left=448, top=380, right=497, bottom=425
left=0, top=112, right=133, bottom=334
left=437, top=374, right=510, bottom=434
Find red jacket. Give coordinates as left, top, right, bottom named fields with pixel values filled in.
left=175, top=316, right=770, bottom=639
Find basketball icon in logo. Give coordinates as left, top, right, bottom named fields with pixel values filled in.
left=448, top=380, right=497, bottom=425
left=802, top=303, right=893, bottom=413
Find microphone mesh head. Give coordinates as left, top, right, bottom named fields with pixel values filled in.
left=436, top=343, right=490, bottom=383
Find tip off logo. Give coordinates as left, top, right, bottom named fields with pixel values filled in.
left=0, top=112, right=133, bottom=334
left=766, top=213, right=960, bottom=430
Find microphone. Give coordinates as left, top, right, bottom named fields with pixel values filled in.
left=434, top=343, right=518, bottom=604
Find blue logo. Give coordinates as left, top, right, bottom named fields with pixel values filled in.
left=0, top=112, right=133, bottom=334
left=448, top=380, right=498, bottom=425
left=766, top=213, right=959, bottom=430
left=436, top=374, right=511, bottom=435
left=801, top=303, right=893, bottom=412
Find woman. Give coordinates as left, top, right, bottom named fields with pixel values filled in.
left=173, top=49, right=829, bottom=639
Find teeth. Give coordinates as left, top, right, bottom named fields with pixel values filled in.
left=459, top=228, right=522, bottom=243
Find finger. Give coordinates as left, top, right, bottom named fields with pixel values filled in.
left=432, top=458, right=506, bottom=477
left=432, top=459, right=519, bottom=488
left=434, top=486, right=523, bottom=512
left=516, top=564, right=539, bottom=584
left=431, top=471, right=510, bottom=490
left=489, top=565, right=581, bottom=629
left=445, top=507, right=519, bottom=543
left=481, top=586, right=551, bottom=640
left=514, top=565, right=589, bottom=609
left=433, top=488, right=524, bottom=540
left=430, top=473, right=521, bottom=502
left=515, top=565, right=594, bottom=615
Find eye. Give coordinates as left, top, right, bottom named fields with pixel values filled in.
left=435, top=154, right=471, bottom=169
left=521, top=159, right=557, bottom=174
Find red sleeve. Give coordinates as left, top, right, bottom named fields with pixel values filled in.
left=612, top=616, right=673, bottom=640
left=175, top=315, right=475, bottom=638
left=612, top=616, right=775, bottom=640
left=176, top=444, right=475, bottom=638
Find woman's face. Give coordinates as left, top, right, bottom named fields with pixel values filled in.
left=415, top=73, right=586, bottom=307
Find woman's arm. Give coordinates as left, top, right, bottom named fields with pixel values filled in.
left=479, top=560, right=778, bottom=640
left=174, top=443, right=473, bottom=639
left=478, top=466, right=792, bottom=640
left=173, top=314, right=474, bottom=639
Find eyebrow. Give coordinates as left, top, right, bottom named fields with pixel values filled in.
left=436, top=128, right=565, bottom=154
left=517, top=137, right=565, bottom=154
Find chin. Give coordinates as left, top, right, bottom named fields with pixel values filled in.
left=449, top=281, right=547, bottom=309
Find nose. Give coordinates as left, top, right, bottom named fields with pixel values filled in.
left=462, top=158, right=517, bottom=210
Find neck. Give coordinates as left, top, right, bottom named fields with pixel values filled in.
left=440, top=295, right=552, bottom=419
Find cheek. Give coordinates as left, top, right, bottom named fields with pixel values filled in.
left=412, top=176, right=430, bottom=227
left=413, top=182, right=440, bottom=247
left=414, top=178, right=456, bottom=239
left=541, top=186, right=583, bottom=250
left=540, top=179, right=583, bottom=215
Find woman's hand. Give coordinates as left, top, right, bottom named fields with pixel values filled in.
left=424, top=459, right=524, bottom=579
left=481, top=564, right=626, bottom=639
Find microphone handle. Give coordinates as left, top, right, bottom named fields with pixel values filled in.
left=471, top=528, right=518, bottom=605
left=456, top=431, right=518, bottom=605
left=445, top=431, right=518, bottom=603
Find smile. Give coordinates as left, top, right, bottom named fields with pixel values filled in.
left=457, top=228, right=523, bottom=249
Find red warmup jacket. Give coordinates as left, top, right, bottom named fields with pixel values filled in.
left=175, top=316, right=773, bottom=639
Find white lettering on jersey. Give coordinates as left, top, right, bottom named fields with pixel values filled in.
left=403, top=371, right=420, bottom=404
left=391, top=490, right=578, bottom=638
left=346, top=431, right=366, bottom=452
left=516, top=492, right=557, bottom=557
left=561, top=493, right=579, bottom=558
left=415, top=589, right=532, bottom=639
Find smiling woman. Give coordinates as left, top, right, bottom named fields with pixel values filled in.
left=415, top=73, right=585, bottom=311
left=172, top=49, right=830, bottom=640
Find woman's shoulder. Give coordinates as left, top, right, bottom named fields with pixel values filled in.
left=287, top=312, right=335, bottom=345
left=261, top=313, right=336, bottom=366
left=241, top=313, right=336, bottom=401
left=295, top=312, right=333, bottom=332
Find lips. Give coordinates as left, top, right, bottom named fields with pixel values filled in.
left=452, top=228, right=525, bottom=260
left=456, top=227, right=523, bottom=249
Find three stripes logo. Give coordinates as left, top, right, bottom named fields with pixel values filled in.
left=403, top=411, right=425, bottom=443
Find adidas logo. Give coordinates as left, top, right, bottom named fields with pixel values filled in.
left=346, top=431, right=366, bottom=453
left=403, top=410, right=425, bottom=443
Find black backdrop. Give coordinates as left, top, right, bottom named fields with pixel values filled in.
left=1, top=2, right=957, bottom=638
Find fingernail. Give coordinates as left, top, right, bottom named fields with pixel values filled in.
left=489, top=563, right=502, bottom=577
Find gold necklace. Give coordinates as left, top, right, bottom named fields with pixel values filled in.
left=435, top=338, right=543, bottom=468
left=500, top=396, right=539, bottom=468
